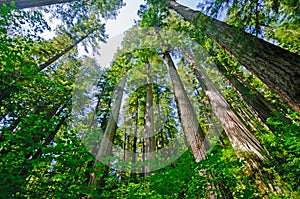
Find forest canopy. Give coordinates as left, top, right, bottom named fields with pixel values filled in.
left=0, top=0, right=299, bottom=198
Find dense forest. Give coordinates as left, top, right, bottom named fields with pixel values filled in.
left=0, top=0, right=299, bottom=198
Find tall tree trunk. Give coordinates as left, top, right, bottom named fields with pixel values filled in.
left=92, top=74, right=126, bottom=191
left=123, top=123, right=127, bottom=163
left=144, top=61, right=156, bottom=176
left=0, top=0, right=74, bottom=9
left=184, top=51, right=286, bottom=194
left=130, top=101, right=138, bottom=177
left=163, top=52, right=209, bottom=162
left=173, top=96, right=189, bottom=147
left=184, top=51, right=266, bottom=161
left=39, top=28, right=98, bottom=71
left=85, top=90, right=105, bottom=186
left=165, top=0, right=300, bottom=113
left=0, top=29, right=98, bottom=105
left=205, top=49, right=275, bottom=123
left=164, top=52, right=217, bottom=199
left=95, top=74, right=126, bottom=162
left=216, top=59, right=274, bottom=123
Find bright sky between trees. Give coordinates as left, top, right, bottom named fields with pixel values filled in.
left=95, top=0, right=200, bottom=67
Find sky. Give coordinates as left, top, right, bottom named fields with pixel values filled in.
left=106, top=0, right=199, bottom=37
left=94, top=0, right=201, bottom=67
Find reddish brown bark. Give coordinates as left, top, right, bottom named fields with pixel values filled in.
left=165, top=0, right=300, bottom=113
left=163, top=52, right=210, bottom=162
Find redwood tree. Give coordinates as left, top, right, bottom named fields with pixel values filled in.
left=163, top=0, right=300, bottom=113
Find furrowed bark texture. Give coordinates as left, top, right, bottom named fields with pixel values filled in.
left=184, top=51, right=266, bottom=161
left=95, top=75, right=126, bottom=161
left=164, top=52, right=209, bottom=162
left=185, top=52, right=287, bottom=194
left=212, top=56, right=274, bottom=122
left=166, top=0, right=300, bottom=113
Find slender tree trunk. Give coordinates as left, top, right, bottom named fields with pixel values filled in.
left=39, top=28, right=97, bottom=71
left=163, top=52, right=209, bottom=162
left=130, top=102, right=138, bottom=177
left=184, top=51, right=266, bottom=161
left=0, top=29, right=98, bottom=105
left=31, top=115, right=67, bottom=159
left=0, top=0, right=74, bottom=9
left=165, top=0, right=300, bottom=113
left=144, top=61, right=156, bottom=176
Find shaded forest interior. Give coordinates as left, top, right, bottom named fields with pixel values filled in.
left=0, top=0, right=299, bottom=198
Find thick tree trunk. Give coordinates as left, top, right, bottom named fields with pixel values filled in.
left=184, top=51, right=266, bottom=160
left=123, top=125, right=127, bottom=162
left=95, top=75, right=126, bottom=162
left=210, top=53, right=274, bottom=123
left=0, top=0, right=74, bottom=9
left=163, top=52, right=209, bottom=162
left=173, top=96, right=189, bottom=147
left=185, top=51, right=287, bottom=194
left=92, top=75, right=126, bottom=191
left=166, top=0, right=300, bottom=113
left=144, top=61, right=156, bottom=176
left=164, top=52, right=217, bottom=199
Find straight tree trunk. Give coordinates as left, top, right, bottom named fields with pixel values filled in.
left=204, top=48, right=275, bottom=122
left=123, top=123, right=127, bottom=162
left=216, top=59, right=274, bottom=123
left=95, top=74, right=126, bottom=162
left=165, top=0, right=300, bottom=113
left=173, top=96, right=189, bottom=147
left=0, top=0, right=74, bottom=9
left=144, top=61, right=156, bottom=176
left=39, top=28, right=98, bottom=71
left=164, top=52, right=217, bottom=199
left=0, top=28, right=98, bottom=105
left=130, top=102, right=138, bottom=177
left=184, top=51, right=286, bottom=194
left=184, top=51, right=266, bottom=161
left=163, top=52, right=209, bottom=162
left=92, top=75, right=126, bottom=191
left=85, top=89, right=105, bottom=186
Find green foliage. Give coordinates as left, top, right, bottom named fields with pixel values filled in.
left=109, top=143, right=295, bottom=198
left=260, top=111, right=300, bottom=192
left=1, top=0, right=299, bottom=198
left=199, top=0, right=300, bottom=53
